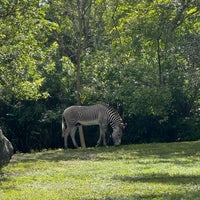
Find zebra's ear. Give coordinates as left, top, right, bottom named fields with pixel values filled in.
left=121, top=123, right=126, bottom=129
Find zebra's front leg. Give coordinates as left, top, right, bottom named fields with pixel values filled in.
left=102, top=131, right=107, bottom=147
left=70, top=126, right=79, bottom=148
left=96, top=125, right=107, bottom=147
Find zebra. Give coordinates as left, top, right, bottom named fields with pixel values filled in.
left=62, top=104, right=125, bottom=148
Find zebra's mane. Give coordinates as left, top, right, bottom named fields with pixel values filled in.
left=107, top=105, right=120, bottom=116
left=101, top=103, right=123, bottom=122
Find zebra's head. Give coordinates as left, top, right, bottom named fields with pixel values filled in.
left=112, top=122, right=125, bottom=146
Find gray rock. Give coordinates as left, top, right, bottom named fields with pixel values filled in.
left=0, top=129, right=14, bottom=168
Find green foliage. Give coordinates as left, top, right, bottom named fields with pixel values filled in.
left=1, top=142, right=200, bottom=199
left=0, top=0, right=199, bottom=151
left=0, top=0, right=58, bottom=101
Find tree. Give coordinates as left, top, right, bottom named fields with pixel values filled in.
left=0, top=0, right=59, bottom=151
left=47, top=0, right=115, bottom=147
left=0, top=0, right=57, bottom=103
left=110, top=0, right=200, bottom=141
left=1, top=0, right=199, bottom=151
left=105, top=0, right=200, bottom=113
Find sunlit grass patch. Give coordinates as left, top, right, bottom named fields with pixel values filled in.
left=0, top=141, right=200, bottom=199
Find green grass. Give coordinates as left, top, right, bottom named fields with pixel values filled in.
left=1, top=141, right=200, bottom=200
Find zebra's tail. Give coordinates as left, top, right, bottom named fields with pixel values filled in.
left=62, top=115, right=66, bottom=138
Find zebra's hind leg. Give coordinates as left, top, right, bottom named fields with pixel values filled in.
left=96, top=136, right=101, bottom=147
left=64, top=129, right=70, bottom=149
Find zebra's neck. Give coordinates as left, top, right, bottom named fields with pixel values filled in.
left=106, top=106, right=122, bottom=130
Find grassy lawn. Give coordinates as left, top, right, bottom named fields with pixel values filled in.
left=0, top=141, right=200, bottom=200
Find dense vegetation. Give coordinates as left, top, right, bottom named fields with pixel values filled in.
left=0, top=0, right=199, bottom=152
left=1, top=142, right=200, bottom=199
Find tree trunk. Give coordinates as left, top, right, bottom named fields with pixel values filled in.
left=76, top=56, right=86, bottom=148
left=76, top=1, right=86, bottom=148
left=157, top=37, right=163, bottom=87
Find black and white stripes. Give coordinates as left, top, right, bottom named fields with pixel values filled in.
left=62, top=104, right=124, bottom=148
left=105, top=105, right=124, bottom=130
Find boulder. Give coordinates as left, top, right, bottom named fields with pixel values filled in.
left=0, top=129, right=14, bottom=168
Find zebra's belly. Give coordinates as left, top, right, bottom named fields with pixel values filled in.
left=77, top=119, right=99, bottom=126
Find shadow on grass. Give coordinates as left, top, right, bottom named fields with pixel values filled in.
left=109, top=173, right=200, bottom=200
left=10, top=141, right=200, bottom=163
left=0, top=170, right=11, bottom=186
left=11, top=146, right=123, bottom=163
left=91, top=191, right=200, bottom=200
left=113, top=173, right=200, bottom=185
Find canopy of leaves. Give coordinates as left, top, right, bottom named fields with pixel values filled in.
left=0, top=0, right=58, bottom=101
left=0, top=0, right=199, bottom=151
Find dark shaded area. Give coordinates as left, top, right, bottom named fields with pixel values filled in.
left=109, top=173, right=200, bottom=200
left=7, top=141, right=200, bottom=163
left=1, top=97, right=200, bottom=152
left=89, top=191, right=200, bottom=200
left=113, top=174, right=200, bottom=185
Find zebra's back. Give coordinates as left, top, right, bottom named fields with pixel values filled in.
left=63, top=104, right=108, bottom=126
